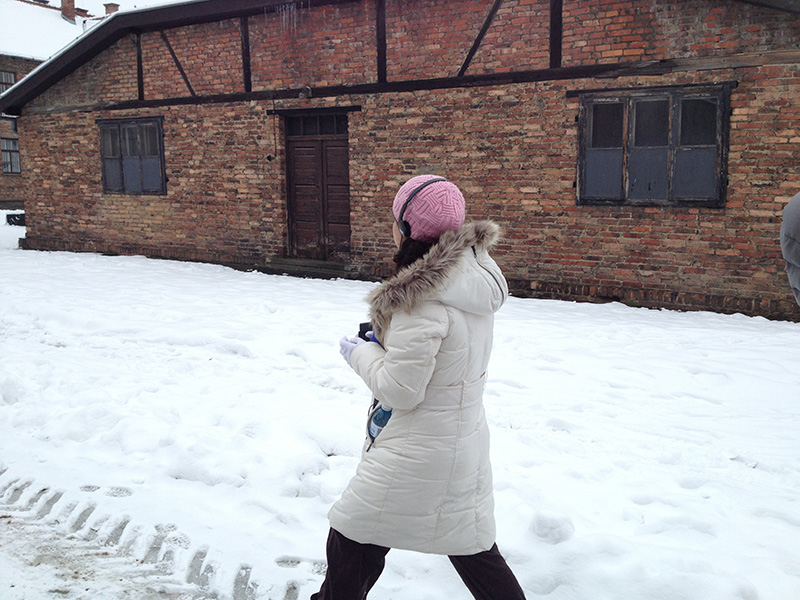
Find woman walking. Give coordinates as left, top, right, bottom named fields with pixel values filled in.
left=312, top=175, right=526, bottom=600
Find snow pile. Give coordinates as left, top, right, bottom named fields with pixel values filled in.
left=0, top=210, right=24, bottom=247
left=1, top=215, right=799, bottom=599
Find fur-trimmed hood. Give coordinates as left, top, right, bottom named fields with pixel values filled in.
left=366, top=220, right=506, bottom=341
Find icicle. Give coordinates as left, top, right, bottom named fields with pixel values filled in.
left=277, top=3, right=296, bottom=34
left=275, top=2, right=306, bottom=35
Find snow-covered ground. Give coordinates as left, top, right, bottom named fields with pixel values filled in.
left=1, top=211, right=799, bottom=600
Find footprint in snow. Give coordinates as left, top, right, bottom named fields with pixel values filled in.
left=530, top=512, right=575, bottom=545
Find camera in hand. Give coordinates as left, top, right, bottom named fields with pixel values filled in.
left=358, top=322, right=372, bottom=341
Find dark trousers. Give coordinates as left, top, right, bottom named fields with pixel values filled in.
left=310, top=528, right=526, bottom=600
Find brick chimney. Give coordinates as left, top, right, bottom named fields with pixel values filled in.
left=104, top=3, right=120, bottom=14
left=61, top=0, right=76, bottom=22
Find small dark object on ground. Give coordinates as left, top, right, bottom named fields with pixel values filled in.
left=6, top=213, right=25, bottom=226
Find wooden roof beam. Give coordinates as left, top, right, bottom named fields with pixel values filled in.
left=458, top=0, right=505, bottom=77
left=735, top=0, right=800, bottom=14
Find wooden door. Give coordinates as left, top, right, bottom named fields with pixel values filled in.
left=286, top=114, right=350, bottom=261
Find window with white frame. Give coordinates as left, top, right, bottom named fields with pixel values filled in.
left=573, top=84, right=733, bottom=208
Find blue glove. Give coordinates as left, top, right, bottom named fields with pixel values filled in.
left=339, top=335, right=366, bottom=365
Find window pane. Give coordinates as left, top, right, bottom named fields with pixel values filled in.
left=681, top=98, right=717, bottom=146
left=320, top=115, right=336, bottom=135
left=122, top=126, right=139, bottom=157
left=123, top=157, right=142, bottom=193
left=287, top=116, right=302, bottom=137
left=100, top=127, right=120, bottom=158
left=102, top=157, right=123, bottom=191
left=590, top=102, right=623, bottom=148
left=674, top=147, right=717, bottom=198
left=302, top=116, right=318, bottom=135
left=141, top=160, right=161, bottom=192
left=139, top=124, right=159, bottom=157
left=629, top=148, right=669, bottom=199
left=0, top=71, right=13, bottom=93
left=336, top=114, right=348, bottom=135
left=141, top=157, right=163, bottom=192
left=634, top=99, right=669, bottom=147
left=584, top=148, right=624, bottom=199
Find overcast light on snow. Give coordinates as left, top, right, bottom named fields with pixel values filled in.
left=1, top=212, right=799, bottom=600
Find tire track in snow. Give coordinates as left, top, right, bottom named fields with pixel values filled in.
left=0, top=468, right=263, bottom=600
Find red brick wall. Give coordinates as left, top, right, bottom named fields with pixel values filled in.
left=143, top=21, right=246, bottom=99
left=250, top=2, right=377, bottom=88
left=21, top=103, right=286, bottom=262
left=562, top=0, right=800, bottom=63
left=346, top=64, right=799, bottom=320
left=14, top=0, right=800, bottom=319
left=28, top=36, right=139, bottom=109
left=386, top=0, right=550, bottom=80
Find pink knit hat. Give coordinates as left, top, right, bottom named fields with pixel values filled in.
left=392, top=175, right=466, bottom=241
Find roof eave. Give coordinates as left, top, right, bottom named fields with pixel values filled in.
left=734, top=0, right=800, bottom=14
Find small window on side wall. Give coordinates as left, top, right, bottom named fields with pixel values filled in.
left=574, top=84, right=732, bottom=208
left=1, top=138, right=21, bottom=174
left=0, top=71, right=15, bottom=94
left=98, top=117, right=166, bottom=195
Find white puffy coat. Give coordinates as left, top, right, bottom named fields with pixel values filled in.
left=328, top=221, right=508, bottom=555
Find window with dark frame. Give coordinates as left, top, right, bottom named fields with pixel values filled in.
left=1, top=138, right=21, bottom=174
left=97, top=117, right=166, bottom=195
left=575, top=84, right=732, bottom=208
left=285, top=113, right=349, bottom=137
left=0, top=71, right=15, bottom=94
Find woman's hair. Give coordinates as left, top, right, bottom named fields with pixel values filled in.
left=393, top=236, right=439, bottom=273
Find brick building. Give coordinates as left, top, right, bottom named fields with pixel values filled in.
left=1, top=54, right=39, bottom=208
left=1, top=0, right=799, bottom=319
left=0, top=0, right=101, bottom=209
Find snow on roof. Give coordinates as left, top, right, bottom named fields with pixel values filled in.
left=0, top=0, right=254, bottom=113
left=0, top=0, right=197, bottom=63
left=0, top=0, right=93, bottom=62
left=79, top=0, right=186, bottom=14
